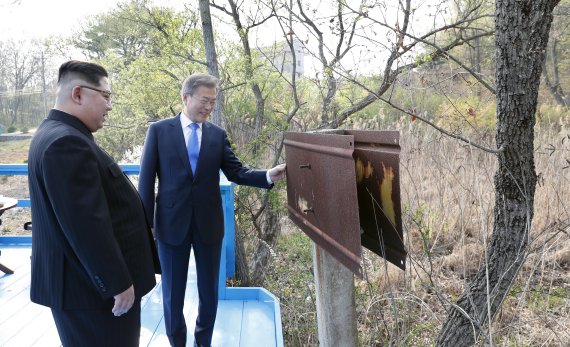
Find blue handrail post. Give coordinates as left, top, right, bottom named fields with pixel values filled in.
left=219, top=174, right=235, bottom=299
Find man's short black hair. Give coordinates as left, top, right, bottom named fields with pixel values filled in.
left=57, top=60, right=108, bottom=86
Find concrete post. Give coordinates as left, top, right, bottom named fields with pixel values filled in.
left=313, top=243, right=358, bottom=347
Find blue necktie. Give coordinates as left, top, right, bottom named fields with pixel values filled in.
left=188, top=123, right=199, bottom=175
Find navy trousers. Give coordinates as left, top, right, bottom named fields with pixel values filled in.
left=158, top=226, right=222, bottom=347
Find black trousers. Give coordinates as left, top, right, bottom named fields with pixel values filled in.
left=51, top=299, right=141, bottom=347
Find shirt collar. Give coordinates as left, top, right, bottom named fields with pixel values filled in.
left=180, top=112, right=202, bottom=129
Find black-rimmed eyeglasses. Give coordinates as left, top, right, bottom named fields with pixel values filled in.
left=79, top=85, right=112, bottom=101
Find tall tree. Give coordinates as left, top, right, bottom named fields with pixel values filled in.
left=211, top=0, right=276, bottom=155
left=437, top=0, right=561, bottom=345
left=210, top=0, right=300, bottom=285
left=210, top=0, right=271, bottom=284
left=199, top=0, right=224, bottom=125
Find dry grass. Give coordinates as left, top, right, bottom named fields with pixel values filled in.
left=355, top=119, right=570, bottom=346
left=0, top=138, right=30, bottom=163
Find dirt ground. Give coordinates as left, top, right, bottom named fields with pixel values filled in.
left=0, top=176, right=30, bottom=235
left=0, top=139, right=32, bottom=235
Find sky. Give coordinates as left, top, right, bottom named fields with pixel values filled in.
left=0, top=0, right=116, bottom=40
left=0, top=0, right=182, bottom=41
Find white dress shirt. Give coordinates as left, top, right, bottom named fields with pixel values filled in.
left=180, top=112, right=202, bottom=149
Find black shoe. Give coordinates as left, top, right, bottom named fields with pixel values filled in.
left=193, top=341, right=211, bottom=347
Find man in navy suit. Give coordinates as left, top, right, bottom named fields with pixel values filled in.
left=138, top=73, right=286, bottom=347
left=27, top=60, right=160, bottom=346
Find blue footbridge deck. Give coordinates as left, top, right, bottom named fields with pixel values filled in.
left=0, top=164, right=283, bottom=347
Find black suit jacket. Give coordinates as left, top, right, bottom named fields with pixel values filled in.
left=28, top=109, right=159, bottom=309
left=138, top=114, right=271, bottom=245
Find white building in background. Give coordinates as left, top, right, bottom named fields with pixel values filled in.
left=262, top=38, right=306, bottom=78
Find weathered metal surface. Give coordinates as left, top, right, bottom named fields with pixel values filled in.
left=284, top=130, right=406, bottom=276
left=284, top=132, right=363, bottom=277
left=346, top=130, right=406, bottom=270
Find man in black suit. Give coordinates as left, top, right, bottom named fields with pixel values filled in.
left=27, top=60, right=160, bottom=347
left=138, top=73, right=286, bottom=347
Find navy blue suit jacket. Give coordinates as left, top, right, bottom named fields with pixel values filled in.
left=27, top=110, right=159, bottom=310
left=138, top=114, right=271, bottom=245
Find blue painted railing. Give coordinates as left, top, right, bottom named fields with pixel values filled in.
left=0, top=164, right=235, bottom=294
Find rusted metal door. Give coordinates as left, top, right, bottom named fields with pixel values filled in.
left=348, top=130, right=406, bottom=271
left=284, top=131, right=363, bottom=276
left=285, top=130, right=406, bottom=277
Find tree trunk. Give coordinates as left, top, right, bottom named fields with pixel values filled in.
left=322, top=71, right=337, bottom=124
left=9, top=92, right=22, bottom=126
left=252, top=88, right=264, bottom=156
left=226, top=0, right=266, bottom=157
left=249, top=203, right=281, bottom=285
left=470, top=31, right=482, bottom=98
left=198, top=0, right=224, bottom=126
left=233, top=217, right=251, bottom=286
left=437, top=0, right=560, bottom=345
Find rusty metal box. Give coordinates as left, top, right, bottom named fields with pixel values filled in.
left=285, top=130, right=406, bottom=277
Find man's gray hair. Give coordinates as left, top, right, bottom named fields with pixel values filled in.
left=181, top=73, right=219, bottom=96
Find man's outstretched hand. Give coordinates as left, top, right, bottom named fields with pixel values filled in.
left=268, top=163, right=287, bottom=182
